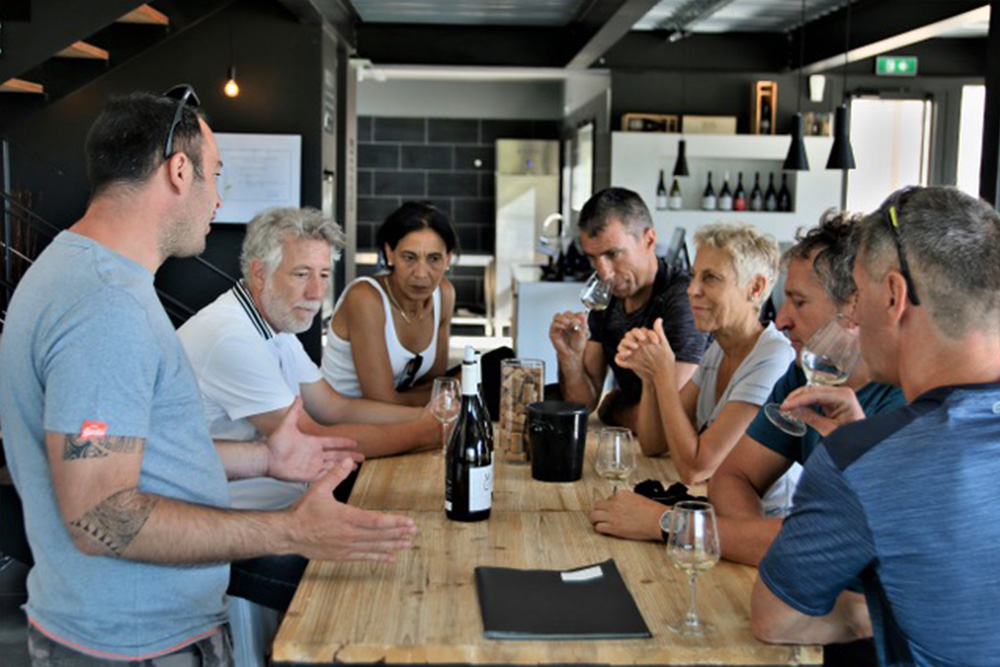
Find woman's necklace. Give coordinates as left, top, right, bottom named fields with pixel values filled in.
left=383, top=277, right=425, bottom=325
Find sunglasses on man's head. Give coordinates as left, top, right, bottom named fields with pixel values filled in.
left=879, top=186, right=922, bottom=306
left=162, top=84, right=201, bottom=160
left=397, top=354, right=423, bottom=391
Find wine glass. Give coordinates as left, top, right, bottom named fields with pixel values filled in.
left=667, top=501, right=721, bottom=637
left=764, top=313, right=860, bottom=436
left=571, top=272, right=613, bottom=332
left=594, top=427, right=636, bottom=493
left=430, top=377, right=460, bottom=457
left=579, top=272, right=613, bottom=312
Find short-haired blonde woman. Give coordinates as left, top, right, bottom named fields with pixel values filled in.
left=590, top=223, right=794, bottom=541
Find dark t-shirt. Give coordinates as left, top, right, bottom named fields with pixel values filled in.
left=588, top=257, right=707, bottom=404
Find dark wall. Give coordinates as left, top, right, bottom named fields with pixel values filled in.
left=356, top=115, right=559, bottom=312
left=3, top=0, right=329, bottom=355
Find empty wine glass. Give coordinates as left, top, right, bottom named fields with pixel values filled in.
left=579, top=272, right=613, bottom=312
left=764, top=313, right=860, bottom=436
left=430, top=377, right=460, bottom=457
left=594, top=427, right=636, bottom=493
left=667, top=501, right=721, bottom=637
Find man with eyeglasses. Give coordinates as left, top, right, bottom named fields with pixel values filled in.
left=0, top=88, right=416, bottom=665
left=752, top=186, right=1000, bottom=665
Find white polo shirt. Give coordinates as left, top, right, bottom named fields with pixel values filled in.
left=177, top=281, right=321, bottom=508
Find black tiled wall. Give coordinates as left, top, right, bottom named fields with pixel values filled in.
left=357, top=115, right=560, bottom=314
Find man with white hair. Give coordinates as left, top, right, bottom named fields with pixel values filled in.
left=179, top=206, right=437, bottom=466
left=178, top=206, right=438, bottom=610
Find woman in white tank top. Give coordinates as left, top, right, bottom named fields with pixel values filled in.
left=323, top=202, right=457, bottom=405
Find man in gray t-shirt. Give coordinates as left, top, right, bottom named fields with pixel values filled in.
left=0, top=88, right=416, bottom=664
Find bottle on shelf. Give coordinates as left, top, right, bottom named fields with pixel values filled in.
left=668, top=177, right=683, bottom=210
left=760, top=98, right=773, bottom=135
left=718, top=172, right=733, bottom=211
left=778, top=174, right=793, bottom=212
left=733, top=172, right=747, bottom=211
left=445, top=346, right=494, bottom=522
left=749, top=172, right=764, bottom=212
left=701, top=171, right=717, bottom=211
left=656, top=169, right=668, bottom=211
left=764, top=173, right=779, bottom=212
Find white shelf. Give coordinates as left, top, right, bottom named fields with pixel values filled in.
left=611, top=132, right=844, bottom=248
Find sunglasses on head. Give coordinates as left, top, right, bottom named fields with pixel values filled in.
left=397, top=353, right=423, bottom=391
left=162, top=84, right=202, bottom=161
left=879, top=186, right=922, bottom=306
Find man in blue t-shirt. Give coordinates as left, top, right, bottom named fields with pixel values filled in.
left=709, top=211, right=903, bottom=568
left=752, top=187, right=1000, bottom=666
left=0, top=89, right=416, bottom=665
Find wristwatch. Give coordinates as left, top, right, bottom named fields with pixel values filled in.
left=659, top=509, right=673, bottom=543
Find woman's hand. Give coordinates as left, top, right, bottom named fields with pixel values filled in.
left=615, top=318, right=675, bottom=381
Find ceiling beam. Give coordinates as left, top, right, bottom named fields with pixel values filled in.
left=566, top=0, right=662, bottom=69
left=275, top=0, right=358, bottom=48
left=801, top=4, right=990, bottom=74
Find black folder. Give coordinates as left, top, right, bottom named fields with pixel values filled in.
left=474, top=559, right=651, bottom=640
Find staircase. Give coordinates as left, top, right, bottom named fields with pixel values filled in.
left=0, top=1, right=232, bottom=133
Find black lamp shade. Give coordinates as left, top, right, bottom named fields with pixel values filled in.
left=783, top=113, right=810, bottom=171
left=673, top=139, right=690, bottom=177
left=826, top=103, right=856, bottom=170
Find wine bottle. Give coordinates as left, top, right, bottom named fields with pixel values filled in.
left=760, top=98, right=773, bottom=135
left=445, top=346, right=493, bottom=522
left=733, top=172, right=747, bottom=211
left=668, top=177, right=683, bottom=210
left=778, top=174, right=793, bottom=212
left=656, top=170, right=668, bottom=211
left=764, top=173, right=778, bottom=212
left=701, top=171, right=717, bottom=211
left=718, top=172, right=733, bottom=211
left=749, top=172, right=764, bottom=211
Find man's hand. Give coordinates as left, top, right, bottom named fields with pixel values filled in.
left=589, top=490, right=665, bottom=541
left=286, top=459, right=417, bottom=562
left=267, top=397, right=364, bottom=482
left=779, top=385, right=866, bottom=437
left=549, top=311, right=589, bottom=361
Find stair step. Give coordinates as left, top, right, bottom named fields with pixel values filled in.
left=56, top=41, right=110, bottom=61
left=117, top=4, right=169, bottom=26
left=1, top=79, right=44, bottom=94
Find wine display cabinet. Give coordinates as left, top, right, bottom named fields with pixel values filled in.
left=611, top=132, right=843, bottom=250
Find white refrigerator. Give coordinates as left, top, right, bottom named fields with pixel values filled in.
left=494, top=139, right=560, bottom=337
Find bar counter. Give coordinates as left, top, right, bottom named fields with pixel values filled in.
left=272, top=426, right=820, bottom=666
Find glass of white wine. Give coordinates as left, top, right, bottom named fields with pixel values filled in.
left=579, top=272, right=613, bottom=312
left=667, top=501, right=721, bottom=637
left=594, top=427, right=636, bottom=493
left=430, top=377, right=461, bottom=457
left=764, top=313, right=860, bottom=436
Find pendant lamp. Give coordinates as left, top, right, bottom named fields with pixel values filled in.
left=827, top=0, right=856, bottom=170
left=784, top=0, right=810, bottom=171
left=673, top=37, right=690, bottom=177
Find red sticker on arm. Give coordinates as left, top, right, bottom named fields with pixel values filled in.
left=79, top=421, right=107, bottom=440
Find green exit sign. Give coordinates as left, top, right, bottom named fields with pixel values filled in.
left=876, top=56, right=918, bottom=76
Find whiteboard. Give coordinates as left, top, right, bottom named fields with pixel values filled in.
left=213, top=133, right=301, bottom=224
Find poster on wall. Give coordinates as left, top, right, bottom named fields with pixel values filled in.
left=213, top=133, right=301, bottom=223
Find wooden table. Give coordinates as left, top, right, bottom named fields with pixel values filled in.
left=273, top=428, right=821, bottom=666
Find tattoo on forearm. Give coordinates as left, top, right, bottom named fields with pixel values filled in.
left=69, top=488, right=158, bottom=557
left=62, top=434, right=142, bottom=461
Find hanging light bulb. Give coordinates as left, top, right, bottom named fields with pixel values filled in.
left=224, top=65, right=240, bottom=98
left=784, top=0, right=810, bottom=171
left=827, top=0, right=856, bottom=170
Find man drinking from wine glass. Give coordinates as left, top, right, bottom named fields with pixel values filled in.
left=549, top=187, right=707, bottom=431
left=751, top=186, right=1000, bottom=665
left=708, top=211, right=904, bottom=666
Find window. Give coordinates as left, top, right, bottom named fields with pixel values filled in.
left=956, top=85, right=985, bottom=197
